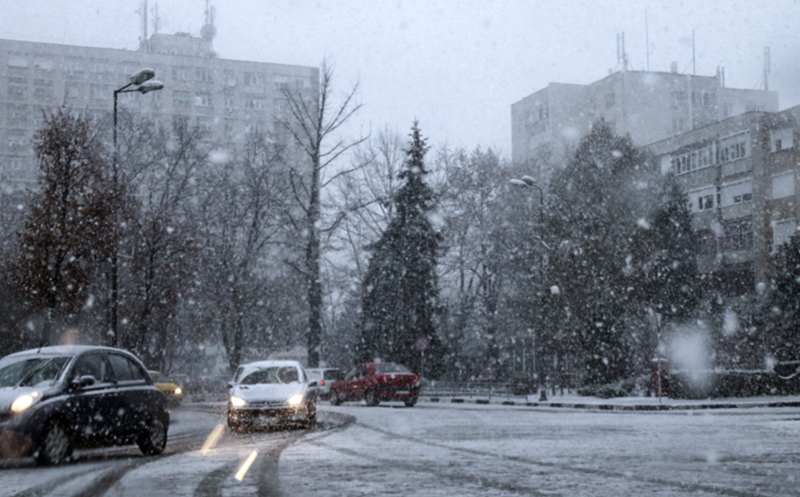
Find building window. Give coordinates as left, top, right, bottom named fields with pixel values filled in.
left=245, top=97, right=266, bottom=110
left=173, top=67, right=192, bottom=81
left=720, top=179, right=752, bottom=207
left=772, top=218, right=797, bottom=251
left=195, top=68, right=214, bottom=83
left=688, top=186, right=716, bottom=212
left=245, top=72, right=263, bottom=86
left=195, top=94, right=212, bottom=107
left=770, top=127, right=793, bottom=152
left=8, top=81, right=26, bottom=99
left=173, top=90, right=191, bottom=108
left=771, top=170, right=795, bottom=199
left=721, top=216, right=753, bottom=251
left=671, top=143, right=715, bottom=175
left=605, top=92, right=615, bottom=108
left=717, top=132, right=749, bottom=164
left=7, top=56, right=28, bottom=68
left=672, top=118, right=687, bottom=133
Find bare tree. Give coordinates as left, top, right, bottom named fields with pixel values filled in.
left=276, top=61, right=366, bottom=367
left=14, top=108, right=113, bottom=344
left=198, top=130, right=303, bottom=373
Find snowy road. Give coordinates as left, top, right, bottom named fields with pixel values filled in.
left=1, top=402, right=799, bottom=496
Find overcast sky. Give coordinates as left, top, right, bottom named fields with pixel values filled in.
left=2, top=0, right=799, bottom=158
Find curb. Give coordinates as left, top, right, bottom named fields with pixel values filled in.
left=423, top=397, right=800, bottom=411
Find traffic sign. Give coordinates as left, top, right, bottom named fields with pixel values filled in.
left=416, top=336, right=429, bottom=351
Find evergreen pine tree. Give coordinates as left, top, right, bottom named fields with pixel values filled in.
left=359, top=122, right=442, bottom=375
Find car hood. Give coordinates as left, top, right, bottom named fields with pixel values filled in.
left=0, top=386, right=41, bottom=414
left=232, top=383, right=305, bottom=402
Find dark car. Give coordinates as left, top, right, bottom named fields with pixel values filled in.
left=0, top=345, right=169, bottom=465
left=329, top=362, right=420, bottom=407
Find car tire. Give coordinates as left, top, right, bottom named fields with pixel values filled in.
left=404, top=398, right=417, bottom=407
left=137, top=413, right=168, bottom=456
left=35, top=419, right=73, bottom=466
left=304, top=402, right=317, bottom=428
left=365, top=389, right=379, bottom=407
left=329, top=389, right=341, bottom=405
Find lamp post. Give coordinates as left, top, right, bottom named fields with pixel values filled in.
left=510, top=175, right=548, bottom=401
left=110, top=69, right=164, bottom=347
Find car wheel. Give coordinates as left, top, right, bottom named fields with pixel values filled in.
left=304, top=402, right=317, bottom=428
left=36, top=419, right=73, bottom=465
left=137, top=413, right=168, bottom=456
left=329, top=389, right=341, bottom=405
left=404, top=398, right=417, bottom=407
left=365, top=389, right=379, bottom=407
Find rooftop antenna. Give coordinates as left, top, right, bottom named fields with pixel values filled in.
left=617, top=32, right=629, bottom=72
left=692, top=31, right=696, bottom=75
left=201, top=0, right=217, bottom=52
left=645, top=9, right=650, bottom=71
left=764, top=46, right=771, bottom=91
left=138, top=0, right=148, bottom=51
left=152, top=2, right=161, bottom=36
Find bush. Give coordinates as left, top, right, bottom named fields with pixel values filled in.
left=670, top=370, right=800, bottom=399
left=577, top=375, right=649, bottom=398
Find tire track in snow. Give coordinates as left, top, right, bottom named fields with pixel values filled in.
left=344, top=421, right=777, bottom=497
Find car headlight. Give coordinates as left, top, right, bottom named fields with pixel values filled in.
left=286, top=394, right=304, bottom=406
left=174, top=387, right=182, bottom=395
left=230, top=396, right=248, bottom=407
left=11, top=391, right=40, bottom=413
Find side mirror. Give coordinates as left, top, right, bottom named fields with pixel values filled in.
left=227, top=382, right=234, bottom=389
left=72, top=375, right=97, bottom=389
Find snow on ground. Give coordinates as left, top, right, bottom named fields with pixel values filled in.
left=278, top=402, right=800, bottom=496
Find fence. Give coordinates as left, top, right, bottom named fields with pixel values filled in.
left=421, top=381, right=526, bottom=399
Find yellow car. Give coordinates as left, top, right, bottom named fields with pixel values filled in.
left=149, top=371, right=183, bottom=406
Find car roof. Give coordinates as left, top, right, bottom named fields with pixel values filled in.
left=239, top=360, right=304, bottom=370
left=4, top=345, right=128, bottom=359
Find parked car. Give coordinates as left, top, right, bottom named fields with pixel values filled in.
left=148, top=371, right=183, bottom=406
left=306, top=368, right=341, bottom=400
left=0, top=345, right=169, bottom=465
left=329, top=362, right=420, bottom=407
left=226, top=360, right=318, bottom=431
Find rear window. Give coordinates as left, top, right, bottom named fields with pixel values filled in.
left=375, top=364, right=411, bottom=374
left=323, top=370, right=340, bottom=380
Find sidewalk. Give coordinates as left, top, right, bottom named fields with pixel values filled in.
left=420, top=393, right=800, bottom=410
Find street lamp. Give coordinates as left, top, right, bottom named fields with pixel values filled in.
left=110, top=68, right=164, bottom=347
left=510, top=175, right=548, bottom=401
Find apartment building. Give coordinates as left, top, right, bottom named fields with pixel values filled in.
left=511, top=69, right=778, bottom=185
left=0, top=33, right=318, bottom=188
left=647, top=106, right=800, bottom=294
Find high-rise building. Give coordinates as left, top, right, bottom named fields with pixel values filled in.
left=511, top=69, right=778, bottom=185
left=0, top=33, right=318, bottom=188
left=647, top=105, right=800, bottom=294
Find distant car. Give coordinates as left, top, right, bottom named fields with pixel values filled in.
left=329, top=362, right=420, bottom=407
left=306, top=368, right=341, bottom=400
left=148, top=371, right=183, bottom=406
left=226, top=360, right=318, bottom=431
left=0, top=345, right=169, bottom=465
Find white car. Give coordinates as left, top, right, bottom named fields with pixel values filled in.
left=226, top=360, right=317, bottom=431
left=306, top=368, right=341, bottom=400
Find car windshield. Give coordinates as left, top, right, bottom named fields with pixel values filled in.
left=0, top=356, right=71, bottom=388
left=150, top=372, right=170, bottom=383
left=240, top=366, right=299, bottom=385
left=375, top=364, right=411, bottom=374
